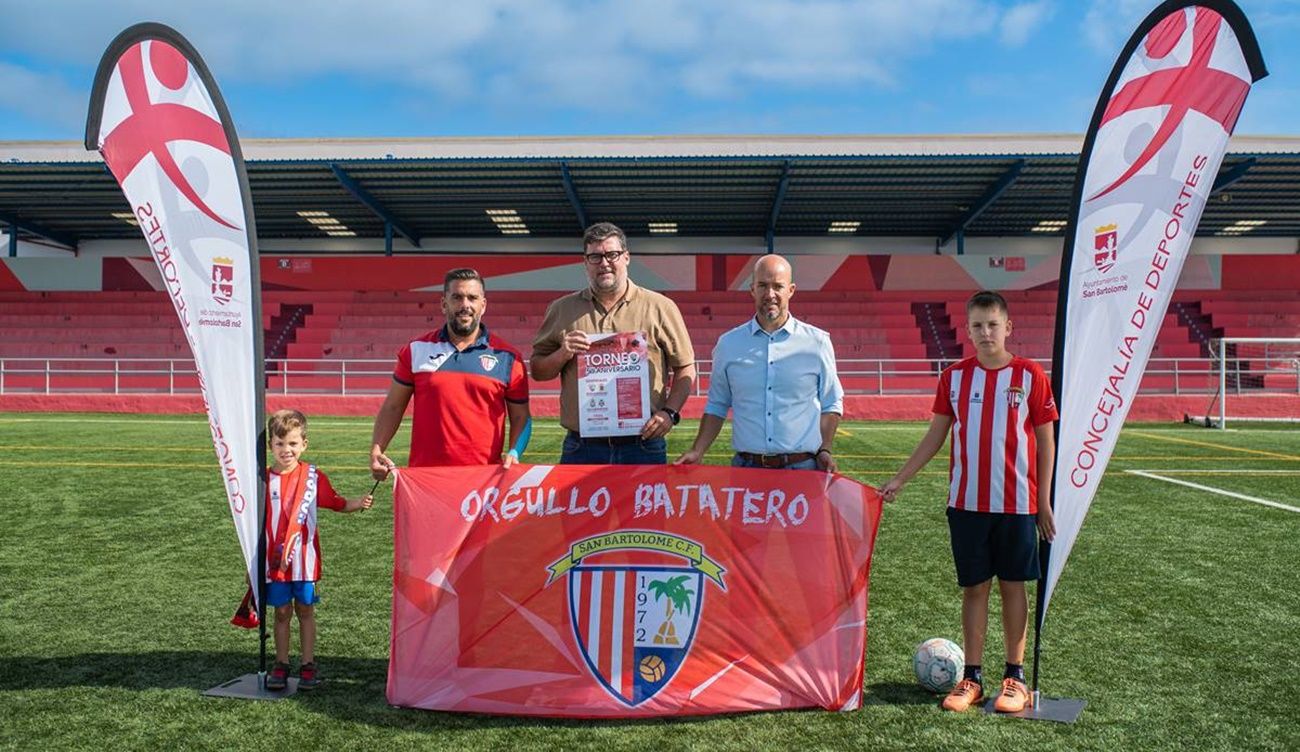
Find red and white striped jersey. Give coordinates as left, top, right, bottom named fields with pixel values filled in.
left=933, top=356, right=1058, bottom=515
left=265, top=464, right=347, bottom=583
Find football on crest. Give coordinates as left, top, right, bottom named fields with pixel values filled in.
left=639, top=654, right=666, bottom=683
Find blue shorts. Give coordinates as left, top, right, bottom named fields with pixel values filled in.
left=266, top=581, right=319, bottom=608
left=947, top=508, right=1040, bottom=587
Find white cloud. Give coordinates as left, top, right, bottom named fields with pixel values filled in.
left=1251, top=0, right=1300, bottom=29
left=0, top=0, right=1053, bottom=120
left=0, top=62, right=86, bottom=131
left=1000, top=1, right=1053, bottom=47
left=647, top=0, right=1000, bottom=97
left=1081, top=0, right=1160, bottom=54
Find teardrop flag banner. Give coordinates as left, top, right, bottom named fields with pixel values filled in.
left=85, top=23, right=267, bottom=627
left=1041, top=0, right=1266, bottom=682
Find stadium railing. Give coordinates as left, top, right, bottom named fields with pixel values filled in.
left=0, top=356, right=1222, bottom=397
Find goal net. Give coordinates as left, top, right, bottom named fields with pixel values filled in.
left=1187, top=338, right=1300, bottom=428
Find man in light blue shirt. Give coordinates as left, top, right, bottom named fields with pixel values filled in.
left=674, top=254, right=844, bottom=472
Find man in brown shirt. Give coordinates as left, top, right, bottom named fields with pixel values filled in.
left=531, top=222, right=696, bottom=464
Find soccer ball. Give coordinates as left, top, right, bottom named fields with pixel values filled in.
left=912, top=638, right=963, bottom=693
left=638, top=654, right=666, bottom=683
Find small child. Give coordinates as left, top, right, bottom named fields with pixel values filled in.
left=263, top=409, right=372, bottom=691
left=881, top=290, right=1058, bottom=713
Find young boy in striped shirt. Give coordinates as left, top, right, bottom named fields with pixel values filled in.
left=264, top=409, right=372, bottom=691
left=881, top=290, right=1058, bottom=713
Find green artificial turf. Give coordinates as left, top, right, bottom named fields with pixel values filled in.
left=0, top=414, right=1296, bottom=751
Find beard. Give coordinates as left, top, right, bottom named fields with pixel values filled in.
left=591, top=271, right=621, bottom=294
left=448, top=312, right=479, bottom=337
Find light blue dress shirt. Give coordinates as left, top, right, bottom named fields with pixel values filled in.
left=703, top=314, right=844, bottom=454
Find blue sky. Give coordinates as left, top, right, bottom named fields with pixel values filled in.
left=1, top=0, right=1298, bottom=141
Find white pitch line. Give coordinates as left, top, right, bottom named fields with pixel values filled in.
left=1130, top=469, right=1300, bottom=475
left=0, top=417, right=952, bottom=432
left=1125, top=470, right=1300, bottom=514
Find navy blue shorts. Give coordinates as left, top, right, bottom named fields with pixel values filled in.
left=946, top=508, right=1040, bottom=587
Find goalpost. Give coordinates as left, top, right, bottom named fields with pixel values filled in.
left=1188, top=338, right=1300, bottom=429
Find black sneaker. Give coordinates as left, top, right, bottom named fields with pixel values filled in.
left=266, top=662, right=290, bottom=691
left=297, top=662, right=321, bottom=690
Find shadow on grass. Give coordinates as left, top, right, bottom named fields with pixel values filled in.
left=862, top=681, right=941, bottom=707
left=0, top=650, right=820, bottom=731
left=0, top=650, right=387, bottom=694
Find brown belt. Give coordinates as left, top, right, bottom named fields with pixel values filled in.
left=736, top=451, right=816, bottom=469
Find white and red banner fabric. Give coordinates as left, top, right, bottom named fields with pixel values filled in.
left=1047, top=1, right=1265, bottom=616
left=86, top=25, right=266, bottom=617
left=389, top=465, right=883, bottom=717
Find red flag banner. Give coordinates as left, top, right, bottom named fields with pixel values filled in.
left=388, top=465, right=883, bottom=717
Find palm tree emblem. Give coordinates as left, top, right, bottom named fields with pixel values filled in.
left=647, top=575, right=694, bottom=646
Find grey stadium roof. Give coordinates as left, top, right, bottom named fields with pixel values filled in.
left=1, top=134, right=1298, bottom=249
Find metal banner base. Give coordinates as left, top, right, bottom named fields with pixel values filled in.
left=984, top=693, right=1086, bottom=723
left=202, top=673, right=298, bottom=700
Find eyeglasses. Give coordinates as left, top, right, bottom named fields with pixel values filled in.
left=583, top=250, right=626, bottom=265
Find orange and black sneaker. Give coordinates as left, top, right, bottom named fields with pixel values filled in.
left=994, top=677, right=1031, bottom=713
left=941, top=679, right=985, bottom=712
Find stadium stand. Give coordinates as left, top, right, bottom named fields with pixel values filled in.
left=5, top=284, right=1294, bottom=398
left=0, top=291, right=277, bottom=392
left=277, top=290, right=935, bottom=393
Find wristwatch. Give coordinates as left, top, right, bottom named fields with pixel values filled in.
left=661, top=406, right=681, bottom=425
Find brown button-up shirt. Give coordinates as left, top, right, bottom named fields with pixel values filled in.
left=531, top=280, right=695, bottom=433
